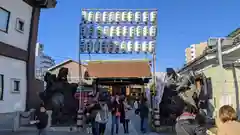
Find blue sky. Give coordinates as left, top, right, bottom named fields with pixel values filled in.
left=38, top=0, right=240, bottom=71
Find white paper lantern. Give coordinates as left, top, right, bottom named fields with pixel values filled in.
left=109, top=12, right=115, bottom=23
left=150, top=11, right=157, bottom=23
left=110, top=26, right=116, bottom=37
left=116, top=26, right=122, bottom=37
left=135, top=12, right=141, bottom=23
left=113, top=41, right=120, bottom=53
left=101, top=40, right=107, bottom=53
left=81, top=11, right=87, bottom=21
left=122, top=26, right=128, bottom=37
left=129, top=26, right=135, bottom=38
left=127, top=41, right=133, bottom=52
left=94, top=40, right=100, bottom=53
left=143, top=26, right=149, bottom=37
left=142, top=12, right=149, bottom=23
left=88, top=26, right=94, bottom=37
left=95, top=12, right=101, bottom=22
left=108, top=41, right=114, bottom=53
left=149, top=26, right=157, bottom=37
left=115, top=11, right=121, bottom=23
left=142, top=41, right=149, bottom=52
left=103, top=12, right=109, bottom=23
left=120, top=41, right=127, bottom=52
left=103, top=26, right=110, bottom=37
left=136, top=26, right=142, bottom=37
left=149, top=41, right=155, bottom=53
left=122, top=12, right=128, bottom=22
left=88, top=12, right=94, bottom=22
left=127, top=12, right=134, bottom=22
left=134, top=41, right=141, bottom=52
left=81, top=26, right=87, bottom=37
left=80, top=39, right=85, bottom=52
left=86, top=40, right=93, bottom=53
left=97, top=26, right=103, bottom=37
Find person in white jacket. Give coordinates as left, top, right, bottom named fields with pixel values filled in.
left=95, top=100, right=109, bottom=135
left=123, top=98, right=132, bottom=133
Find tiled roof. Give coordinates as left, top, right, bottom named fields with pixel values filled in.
left=87, top=60, right=152, bottom=78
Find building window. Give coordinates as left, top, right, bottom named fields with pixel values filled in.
left=11, top=79, right=20, bottom=93
left=15, top=18, right=25, bottom=33
left=0, top=74, right=4, bottom=100
left=0, top=7, right=10, bottom=33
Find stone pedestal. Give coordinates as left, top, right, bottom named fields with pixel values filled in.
left=13, top=111, right=20, bottom=132
left=46, top=110, right=52, bottom=128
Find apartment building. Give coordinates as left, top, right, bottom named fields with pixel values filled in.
left=185, top=42, right=208, bottom=63
left=35, top=43, right=55, bottom=80
left=0, top=0, right=56, bottom=114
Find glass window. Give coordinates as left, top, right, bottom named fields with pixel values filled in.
left=0, top=7, right=10, bottom=33
left=16, top=18, right=24, bottom=33
left=0, top=74, right=4, bottom=100
left=11, top=79, right=20, bottom=92
left=13, top=80, right=20, bottom=92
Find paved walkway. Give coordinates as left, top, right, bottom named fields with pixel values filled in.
left=0, top=110, right=175, bottom=135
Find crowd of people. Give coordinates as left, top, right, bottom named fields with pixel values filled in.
left=82, top=94, right=149, bottom=135
left=30, top=93, right=240, bottom=135
left=175, top=104, right=240, bottom=135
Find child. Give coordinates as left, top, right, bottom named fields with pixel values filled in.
left=34, top=104, right=48, bottom=135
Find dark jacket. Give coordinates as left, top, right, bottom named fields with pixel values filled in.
left=175, top=113, right=206, bottom=135
left=139, top=103, right=149, bottom=118
left=35, top=111, right=48, bottom=129
left=119, top=102, right=126, bottom=123
left=111, top=100, right=121, bottom=115
left=89, top=103, right=101, bottom=121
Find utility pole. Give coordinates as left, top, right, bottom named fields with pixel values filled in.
left=151, top=51, right=156, bottom=109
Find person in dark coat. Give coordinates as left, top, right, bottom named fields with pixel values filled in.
left=119, top=98, right=127, bottom=133
left=111, top=95, right=121, bottom=135
left=34, top=104, right=48, bottom=135
left=175, top=104, right=206, bottom=135
left=88, top=100, right=101, bottom=135
left=138, top=98, right=149, bottom=133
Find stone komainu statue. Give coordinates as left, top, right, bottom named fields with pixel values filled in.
left=39, top=67, right=78, bottom=125
left=159, top=68, right=202, bottom=125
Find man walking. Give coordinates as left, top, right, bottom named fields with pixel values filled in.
left=139, top=98, right=149, bottom=133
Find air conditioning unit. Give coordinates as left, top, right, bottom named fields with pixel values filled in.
left=35, top=0, right=57, bottom=8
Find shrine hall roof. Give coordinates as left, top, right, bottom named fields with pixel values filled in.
left=86, top=60, right=152, bottom=78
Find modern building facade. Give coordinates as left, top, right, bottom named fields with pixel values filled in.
left=35, top=43, right=55, bottom=80
left=185, top=42, right=208, bottom=63
left=0, top=0, right=56, bottom=115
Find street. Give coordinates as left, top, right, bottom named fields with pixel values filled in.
left=0, top=110, right=175, bottom=135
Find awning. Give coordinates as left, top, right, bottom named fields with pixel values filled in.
left=87, top=60, right=152, bottom=78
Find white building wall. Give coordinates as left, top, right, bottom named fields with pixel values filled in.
left=0, top=0, right=32, bottom=50
left=0, top=56, right=27, bottom=113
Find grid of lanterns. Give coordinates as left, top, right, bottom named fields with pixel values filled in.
left=81, top=10, right=157, bottom=24
left=80, top=25, right=157, bottom=39
left=80, top=39, right=155, bottom=54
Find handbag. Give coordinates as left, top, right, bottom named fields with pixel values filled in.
left=116, top=111, right=121, bottom=117
left=95, top=112, right=102, bottom=122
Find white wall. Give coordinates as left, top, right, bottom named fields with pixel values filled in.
left=0, top=0, right=32, bottom=50
left=0, top=56, right=27, bottom=113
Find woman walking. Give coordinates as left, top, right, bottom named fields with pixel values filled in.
left=123, top=98, right=132, bottom=134
left=95, top=99, right=109, bottom=135
left=111, top=95, right=121, bottom=135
